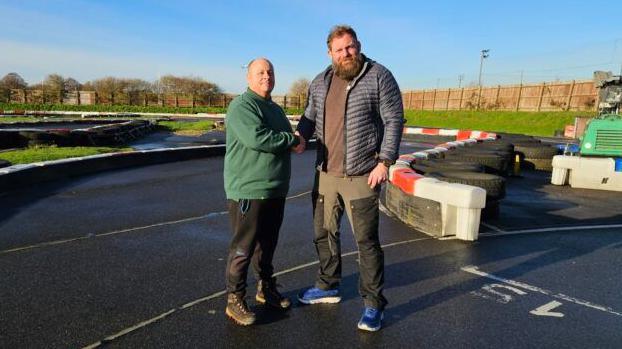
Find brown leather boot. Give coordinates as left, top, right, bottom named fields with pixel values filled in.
left=225, top=293, right=256, bottom=326
left=256, top=279, right=291, bottom=310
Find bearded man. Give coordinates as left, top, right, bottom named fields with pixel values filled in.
left=295, top=25, right=404, bottom=331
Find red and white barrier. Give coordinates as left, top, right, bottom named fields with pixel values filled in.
left=388, top=127, right=497, bottom=240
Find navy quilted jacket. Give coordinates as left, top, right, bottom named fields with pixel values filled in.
left=297, top=55, right=404, bottom=176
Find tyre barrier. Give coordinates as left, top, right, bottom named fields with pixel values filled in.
left=0, top=120, right=155, bottom=148
left=388, top=127, right=499, bottom=241
left=0, top=145, right=226, bottom=193
left=513, top=143, right=559, bottom=171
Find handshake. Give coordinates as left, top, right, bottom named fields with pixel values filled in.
left=292, top=131, right=306, bottom=154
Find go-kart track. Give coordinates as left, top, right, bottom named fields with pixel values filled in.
left=1, top=133, right=621, bottom=348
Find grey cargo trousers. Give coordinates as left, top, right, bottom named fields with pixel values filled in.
left=312, top=171, right=387, bottom=310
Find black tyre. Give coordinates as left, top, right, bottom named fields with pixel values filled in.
left=427, top=170, right=506, bottom=200
left=523, top=158, right=553, bottom=171
left=0, top=159, right=11, bottom=168
left=482, top=199, right=500, bottom=219
left=514, top=144, right=558, bottom=159
left=444, top=152, right=508, bottom=175
left=411, top=159, right=484, bottom=174
left=402, top=134, right=456, bottom=144
left=474, top=141, right=514, bottom=153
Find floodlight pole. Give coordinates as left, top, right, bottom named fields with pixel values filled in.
left=477, top=49, right=489, bottom=109
left=478, top=49, right=489, bottom=88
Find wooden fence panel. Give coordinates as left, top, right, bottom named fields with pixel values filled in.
left=401, top=80, right=597, bottom=111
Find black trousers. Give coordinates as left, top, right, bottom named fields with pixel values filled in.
left=225, top=198, right=285, bottom=296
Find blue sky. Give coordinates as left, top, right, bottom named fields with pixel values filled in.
left=1, top=0, right=621, bottom=94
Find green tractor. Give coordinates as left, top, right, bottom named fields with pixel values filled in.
left=579, top=72, right=622, bottom=157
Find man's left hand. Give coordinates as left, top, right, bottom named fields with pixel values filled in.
left=368, top=163, right=389, bottom=189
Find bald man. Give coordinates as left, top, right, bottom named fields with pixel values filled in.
left=223, top=58, right=303, bottom=326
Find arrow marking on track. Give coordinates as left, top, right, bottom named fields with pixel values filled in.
left=530, top=301, right=565, bottom=317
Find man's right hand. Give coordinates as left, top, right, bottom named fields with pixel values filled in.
left=292, top=131, right=306, bottom=154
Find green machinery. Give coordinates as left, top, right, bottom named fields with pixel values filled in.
left=579, top=72, right=622, bottom=157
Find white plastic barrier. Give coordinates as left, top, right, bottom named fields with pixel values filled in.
left=551, top=155, right=622, bottom=192
left=389, top=166, right=486, bottom=241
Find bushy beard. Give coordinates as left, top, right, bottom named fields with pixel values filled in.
left=333, top=54, right=363, bottom=81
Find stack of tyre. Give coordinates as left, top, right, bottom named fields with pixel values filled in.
left=406, top=135, right=511, bottom=219
left=0, top=159, right=11, bottom=168
left=498, top=133, right=559, bottom=171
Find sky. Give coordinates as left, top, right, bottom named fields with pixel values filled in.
left=1, top=0, right=621, bottom=94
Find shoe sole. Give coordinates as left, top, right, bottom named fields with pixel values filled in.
left=297, top=296, right=341, bottom=305
left=225, top=308, right=255, bottom=326
left=357, top=314, right=384, bottom=332
left=255, top=295, right=292, bottom=309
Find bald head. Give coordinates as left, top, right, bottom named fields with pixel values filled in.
left=246, top=57, right=275, bottom=98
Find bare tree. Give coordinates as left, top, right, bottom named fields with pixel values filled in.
left=63, top=77, right=82, bottom=91
left=1, top=72, right=28, bottom=89
left=42, top=74, right=66, bottom=102
left=288, top=78, right=310, bottom=97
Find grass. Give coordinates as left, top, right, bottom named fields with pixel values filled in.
left=404, top=110, right=596, bottom=136
left=156, top=120, right=215, bottom=135
left=0, top=116, right=43, bottom=123
left=0, top=145, right=132, bottom=165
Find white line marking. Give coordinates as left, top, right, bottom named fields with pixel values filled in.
left=480, top=222, right=505, bottom=233
left=81, top=236, right=431, bottom=348
left=462, top=265, right=622, bottom=317
left=530, top=301, right=565, bottom=317
left=1, top=191, right=312, bottom=256
left=479, top=224, right=622, bottom=238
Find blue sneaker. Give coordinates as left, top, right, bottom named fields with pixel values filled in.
left=357, top=307, right=383, bottom=331
left=297, top=287, right=341, bottom=304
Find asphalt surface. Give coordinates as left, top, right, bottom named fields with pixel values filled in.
left=1, top=140, right=621, bottom=348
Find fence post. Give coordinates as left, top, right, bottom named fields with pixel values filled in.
left=283, top=95, right=287, bottom=110
left=458, top=88, right=464, bottom=110
left=446, top=88, right=451, bottom=110
left=175, top=93, right=179, bottom=107
left=406, top=91, right=413, bottom=110
left=495, top=85, right=501, bottom=108
left=191, top=94, right=195, bottom=108
left=432, top=89, right=437, bottom=111
left=76, top=90, right=81, bottom=105
left=111, top=92, right=115, bottom=105
left=537, top=82, right=546, bottom=112
left=515, top=84, right=522, bottom=111
left=476, top=85, right=483, bottom=109
left=22, top=89, right=27, bottom=103
left=144, top=93, right=148, bottom=106
left=565, top=80, right=575, bottom=111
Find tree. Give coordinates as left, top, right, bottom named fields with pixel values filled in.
left=43, top=74, right=65, bottom=92
left=0, top=72, right=27, bottom=89
left=64, top=77, right=82, bottom=91
left=42, top=74, right=66, bottom=102
left=288, top=78, right=310, bottom=97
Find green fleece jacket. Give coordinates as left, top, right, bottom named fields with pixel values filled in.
left=224, top=89, right=299, bottom=200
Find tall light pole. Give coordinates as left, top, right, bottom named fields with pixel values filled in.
left=458, top=74, right=464, bottom=88
left=478, top=49, right=490, bottom=87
